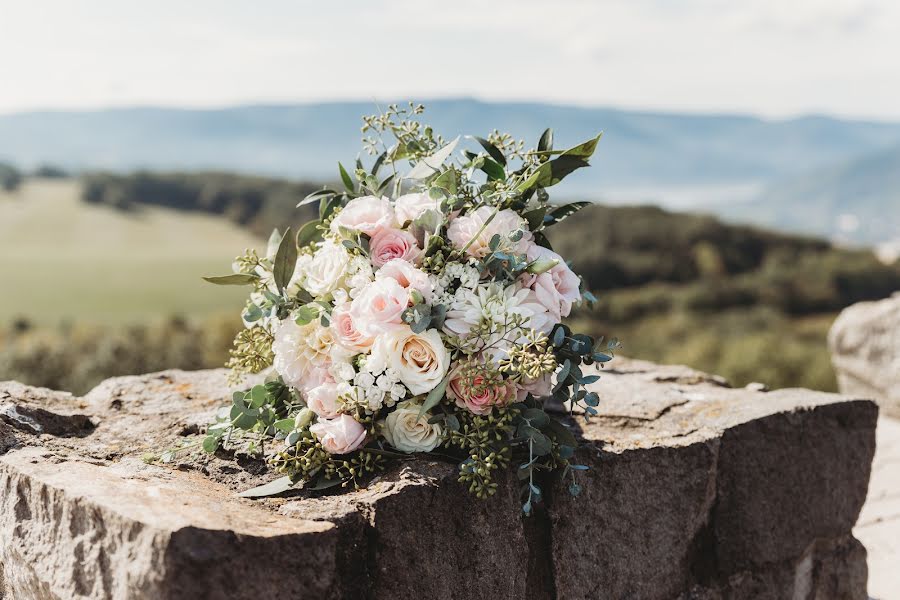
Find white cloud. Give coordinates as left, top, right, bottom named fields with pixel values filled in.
left=0, top=0, right=898, bottom=118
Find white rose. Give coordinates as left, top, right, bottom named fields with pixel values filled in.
left=272, top=318, right=335, bottom=393
left=377, top=327, right=450, bottom=395
left=382, top=400, right=444, bottom=453
left=446, top=207, right=532, bottom=258
left=330, top=195, right=396, bottom=236
left=291, top=240, right=350, bottom=297
left=395, top=192, right=440, bottom=225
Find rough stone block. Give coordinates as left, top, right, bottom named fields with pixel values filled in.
left=0, top=360, right=878, bottom=599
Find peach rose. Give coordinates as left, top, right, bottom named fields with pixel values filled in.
left=330, top=195, right=396, bottom=236
left=369, top=227, right=422, bottom=268
left=305, top=380, right=341, bottom=419
left=331, top=303, right=374, bottom=353
left=309, top=414, right=367, bottom=454
left=521, top=243, right=581, bottom=321
left=349, top=278, right=410, bottom=337
left=447, top=362, right=516, bottom=415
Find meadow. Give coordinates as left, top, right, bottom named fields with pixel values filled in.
left=0, top=179, right=257, bottom=323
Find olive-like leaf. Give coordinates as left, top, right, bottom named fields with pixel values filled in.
left=418, top=374, right=450, bottom=418
left=202, top=273, right=259, bottom=286
left=338, top=162, right=354, bottom=191
left=473, top=136, right=507, bottom=166
left=272, top=227, right=297, bottom=292
left=538, top=128, right=554, bottom=152
left=296, top=219, right=323, bottom=249
left=237, top=476, right=294, bottom=498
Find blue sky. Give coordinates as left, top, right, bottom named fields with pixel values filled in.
left=1, top=0, right=898, bottom=119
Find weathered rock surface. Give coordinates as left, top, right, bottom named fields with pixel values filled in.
left=829, top=292, right=900, bottom=418
left=0, top=360, right=878, bottom=600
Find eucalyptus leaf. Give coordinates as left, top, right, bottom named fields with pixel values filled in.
left=538, top=128, right=554, bottom=152
left=237, top=476, right=294, bottom=498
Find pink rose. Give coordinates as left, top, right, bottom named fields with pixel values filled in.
left=395, top=192, right=441, bottom=224
left=521, top=243, right=581, bottom=320
left=331, top=303, right=374, bottom=353
left=330, top=196, right=396, bottom=236
left=446, top=207, right=532, bottom=258
left=369, top=227, right=423, bottom=268
left=376, top=259, right=434, bottom=303
left=305, top=380, right=341, bottom=418
left=309, top=414, right=367, bottom=454
left=447, top=362, right=516, bottom=416
left=349, top=278, right=410, bottom=337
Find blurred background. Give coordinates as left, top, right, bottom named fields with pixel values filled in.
left=1, top=0, right=899, bottom=395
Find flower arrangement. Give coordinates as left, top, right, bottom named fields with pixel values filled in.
left=200, top=103, right=618, bottom=513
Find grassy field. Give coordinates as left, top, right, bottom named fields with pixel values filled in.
left=0, top=179, right=259, bottom=324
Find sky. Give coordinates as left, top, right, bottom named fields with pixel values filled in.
left=1, top=0, right=899, bottom=119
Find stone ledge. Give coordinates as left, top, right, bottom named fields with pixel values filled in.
left=0, top=360, right=878, bottom=599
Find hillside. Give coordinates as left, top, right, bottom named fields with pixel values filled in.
left=0, top=179, right=259, bottom=323
left=722, top=143, right=900, bottom=247
left=2, top=100, right=900, bottom=194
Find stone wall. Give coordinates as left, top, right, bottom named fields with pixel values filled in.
left=830, top=292, right=900, bottom=419
left=0, top=359, right=877, bottom=599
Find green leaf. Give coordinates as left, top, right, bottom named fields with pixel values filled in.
left=274, top=418, right=295, bottom=434
left=296, top=219, right=323, bottom=249
left=294, top=304, right=319, bottom=325
left=538, top=128, right=554, bottom=152
left=530, top=432, right=553, bottom=456
left=405, top=137, right=460, bottom=179
left=319, top=195, right=342, bottom=221
left=479, top=157, right=506, bottom=181
left=418, top=374, right=450, bottom=418
left=202, top=273, right=258, bottom=286
left=523, top=207, right=547, bottom=231
left=308, top=477, right=344, bottom=491
left=237, top=476, right=294, bottom=498
left=298, top=188, right=337, bottom=208
left=432, top=167, right=458, bottom=195
left=201, top=436, right=219, bottom=453
left=563, top=133, right=602, bottom=158
left=546, top=418, right=578, bottom=448
left=272, top=227, right=297, bottom=293
left=523, top=407, right=550, bottom=428
left=547, top=202, right=590, bottom=225
left=338, top=162, right=355, bottom=191
left=473, top=136, right=507, bottom=166
left=249, top=385, right=267, bottom=408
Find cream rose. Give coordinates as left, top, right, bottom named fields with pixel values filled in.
left=349, top=278, right=410, bottom=336
left=446, top=207, right=531, bottom=258
left=369, top=227, right=422, bottom=268
left=382, top=400, right=444, bottom=453
left=375, top=258, right=434, bottom=303
left=309, top=414, right=367, bottom=454
left=521, top=243, right=581, bottom=320
left=395, top=192, right=440, bottom=225
left=378, top=328, right=450, bottom=395
left=329, top=195, right=396, bottom=236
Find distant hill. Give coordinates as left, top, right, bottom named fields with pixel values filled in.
left=723, top=143, right=900, bottom=246
left=2, top=99, right=900, bottom=194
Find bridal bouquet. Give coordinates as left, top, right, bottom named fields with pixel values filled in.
left=201, top=103, right=617, bottom=513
